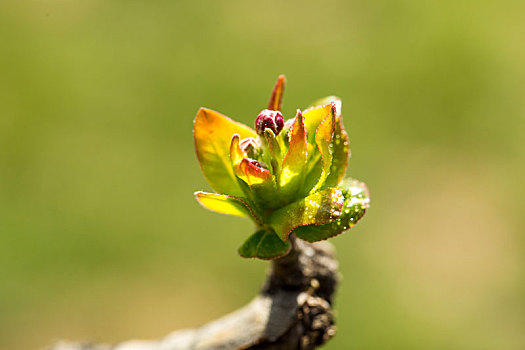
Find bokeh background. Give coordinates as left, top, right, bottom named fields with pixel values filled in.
left=1, top=1, right=524, bottom=349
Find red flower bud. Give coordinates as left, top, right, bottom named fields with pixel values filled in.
left=255, top=109, right=284, bottom=136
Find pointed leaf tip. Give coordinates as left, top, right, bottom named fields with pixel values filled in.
left=310, top=96, right=342, bottom=118
left=311, top=103, right=336, bottom=192
left=229, top=134, right=245, bottom=166
left=195, top=191, right=260, bottom=223
left=268, top=75, right=286, bottom=111
left=302, top=103, right=333, bottom=147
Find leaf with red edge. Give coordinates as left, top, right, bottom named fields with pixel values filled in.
left=302, top=104, right=332, bottom=147
left=299, top=104, right=333, bottom=195
left=230, top=135, right=279, bottom=208
left=268, top=188, right=345, bottom=241
left=237, top=158, right=281, bottom=209
left=324, top=114, right=349, bottom=188
left=311, top=97, right=349, bottom=188
left=237, top=158, right=272, bottom=186
left=229, top=134, right=245, bottom=166
left=268, top=75, right=286, bottom=111
left=194, top=108, right=256, bottom=197
left=310, top=96, right=342, bottom=119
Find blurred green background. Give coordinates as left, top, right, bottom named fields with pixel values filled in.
left=1, top=1, right=524, bottom=349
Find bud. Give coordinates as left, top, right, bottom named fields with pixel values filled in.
left=239, top=137, right=258, bottom=159
left=255, top=109, right=284, bottom=136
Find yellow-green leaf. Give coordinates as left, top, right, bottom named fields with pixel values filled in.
left=229, top=134, right=246, bottom=166
left=311, top=104, right=335, bottom=192
left=311, top=97, right=349, bottom=188
left=310, top=96, right=342, bottom=119
left=264, top=129, right=282, bottom=178
left=194, top=108, right=256, bottom=197
left=195, top=191, right=260, bottom=223
left=279, top=111, right=307, bottom=202
left=293, top=178, right=369, bottom=242
left=268, top=188, right=345, bottom=241
left=302, top=104, right=332, bottom=147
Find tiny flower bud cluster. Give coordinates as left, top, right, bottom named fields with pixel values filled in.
left=193, top=76, right=369, bottom=260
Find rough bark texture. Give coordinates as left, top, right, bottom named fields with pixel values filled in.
left=48, top=237, right=339, bottom=350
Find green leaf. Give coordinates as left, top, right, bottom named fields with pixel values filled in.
left=238, top=229, right=291, bottom=260
left=268, top=188, right=345, bottom=241
left=194, top=108, right=257, bottom=197
left=302, top=156, right=323, bottom=197
left=244, top=173, right=280, bottom=210
left=264, top=129, right=282, bottom=177
left=279, top=111, right=307, bottom=203
left=293, top=178, right=369, bottom=242
left=194, top=191, right=260, bottom=223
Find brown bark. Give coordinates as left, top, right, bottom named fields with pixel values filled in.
left=49, top=237, right=339, bottom=350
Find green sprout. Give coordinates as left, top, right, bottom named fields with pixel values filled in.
left=193, top=76, right=370, bottom=260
